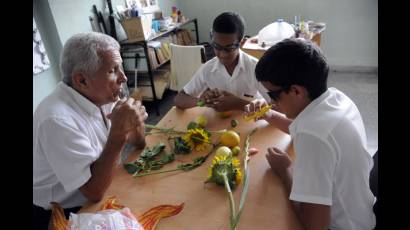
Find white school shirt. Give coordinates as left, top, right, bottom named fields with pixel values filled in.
left=289, top=87, right=376, bottom=230
left=183, top=49, right=270, bottom=102
left=33, top=82, right=114, bottom=209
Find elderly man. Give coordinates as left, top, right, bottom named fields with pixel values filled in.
left=33, top=32, right=147, bottom=229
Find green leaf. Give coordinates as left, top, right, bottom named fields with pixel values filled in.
left=187, top=121, right=199, bottom=130
left=196, top=100, right=205, bottom=107
left=204, top=129, right=211, bottom=137
left=158, top=153, right=175, bottom=164
left=230, top=119, right=239, bottom=128
left=177, top=156, right=207, bottom=171
left=151, top=142, right=166, bottom=155
left=193, top=156, right=206, bottom=165
left=174, top=137, right=191, bottom=154
left=123, top=163, right=141, bottom=174
left=141, top=142, right=166, bottom=159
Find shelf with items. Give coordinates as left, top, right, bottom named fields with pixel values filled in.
left=124, top=64, right=171, bottom=101
left=137, top=65, right=171, bottom=101
left=119, top=18, right=199, bottom=116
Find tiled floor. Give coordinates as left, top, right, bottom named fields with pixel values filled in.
left=144, top=71, right=378, bottom=155
left=327, top=71, right=378, bottom=155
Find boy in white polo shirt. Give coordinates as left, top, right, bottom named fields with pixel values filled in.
left=246, top=38, right=376, bottom=230
left=174, top=12, right=268, bottom=112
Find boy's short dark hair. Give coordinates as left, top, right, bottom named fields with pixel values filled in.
left=255, top=38, right=329, bottom=100
left=212, top=12, right=245, bottom=41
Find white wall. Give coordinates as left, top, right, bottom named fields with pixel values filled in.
left=33, top=0, right=63, bottom=113
left=33, top=0, right=173, bottom=112
left=178, top=0, right=378, bottom=68
left=34, top=0, right=377, bottom=112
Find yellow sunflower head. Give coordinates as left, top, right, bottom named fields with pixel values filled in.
left=235, top=167, right=242, bottom=185
left=182, top=128, right=210, bottom=152
left=205, top=155, right=242, bottom=189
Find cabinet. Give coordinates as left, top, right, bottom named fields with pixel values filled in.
left=119, top=18, right=199, bottom=115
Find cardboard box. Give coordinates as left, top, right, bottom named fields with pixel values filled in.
left=121, top=15, right=153, bottom=42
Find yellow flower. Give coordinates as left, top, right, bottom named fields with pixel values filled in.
left=232, top=158, right=240, bottom=168
left=235, top=168, right=242, bottom=185
left=206, top=154, right=242, bottom=189
left=182, top=128, right=210, bottom=152
left=207, top=167, right=213, bottom=180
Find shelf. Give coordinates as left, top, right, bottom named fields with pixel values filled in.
left=118, top=18, right=198, bottom=116
left=124, top=60, right=170, bottom=76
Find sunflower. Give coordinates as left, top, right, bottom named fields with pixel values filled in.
left=182, top=128, right=210, bottom=152
left=205, top=154, right=242, bottom=189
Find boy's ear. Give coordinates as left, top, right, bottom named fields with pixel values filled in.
left=240, top=38, right=246, bottom=47
left=291, top=85, right=309, bottom=98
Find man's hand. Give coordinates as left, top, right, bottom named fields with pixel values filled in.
left=106, top=98, right=148, bottom=142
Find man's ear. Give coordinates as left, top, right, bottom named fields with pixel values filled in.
left=72, top=72, right=89, bottom=90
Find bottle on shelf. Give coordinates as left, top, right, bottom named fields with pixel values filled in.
left=171, top=6, right=178, bottom=23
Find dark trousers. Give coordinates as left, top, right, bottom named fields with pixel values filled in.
left=33, top=204, right=81, bottom=230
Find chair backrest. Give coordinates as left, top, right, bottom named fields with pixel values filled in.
left=369, top=150, right=378, bottom=229
left=169, top=43, right=206, bottom=91
left=370, top=151, right=378, bottom=197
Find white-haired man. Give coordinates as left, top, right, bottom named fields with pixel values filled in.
left=33, top=32, right=147, bottom=229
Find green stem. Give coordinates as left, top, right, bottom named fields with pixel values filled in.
left=146, top=124, right=225, bottom=135
left=222, top=172, right=236, bottom=230
left=208, top=129, right=227, bottom=135
left=145, top=124, right=186, bottom=135
left=244, top=128, right=258, bottom=170
left=133, top=168, right=182, bottom=177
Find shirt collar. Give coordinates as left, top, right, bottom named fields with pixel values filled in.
left=289, top=88, right=331, bottom=135
left=58, top=82, right=102, bottom=117
left=210, top=49, right=245, bottom=73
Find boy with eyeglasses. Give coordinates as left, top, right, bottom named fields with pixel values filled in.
left=174, top=12, right=269, bottom=112
left=245, top=38, right=376, bottom=230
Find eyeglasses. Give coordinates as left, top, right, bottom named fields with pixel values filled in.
left=267, top=88, right=284, bottom=101
left=210, top=41, right=240, bottom=53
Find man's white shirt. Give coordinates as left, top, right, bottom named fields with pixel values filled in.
left=33, top=82, right=114, bottom=209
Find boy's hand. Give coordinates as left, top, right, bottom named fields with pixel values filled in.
left=200, top=88, right=221, bottom=106
left=265, top=147, right=292, bottom=177
left=244, top=99, right=276, bottom=121
left=207, top=90, right=241, bottom=112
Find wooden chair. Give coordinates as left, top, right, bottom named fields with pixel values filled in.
left=169, top=43, right=206, bottom=91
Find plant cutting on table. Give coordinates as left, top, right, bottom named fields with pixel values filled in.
left=205, top=128, right=258, bottom=230
left=123, top=115, right=227, bottom=178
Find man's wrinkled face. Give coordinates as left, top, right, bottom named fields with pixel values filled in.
left=86, top=50, right=127, bottom=106
left=211, top=32, right=240, bottom=66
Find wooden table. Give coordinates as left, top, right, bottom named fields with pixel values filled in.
left=80, top=107, right=302, bottom=230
